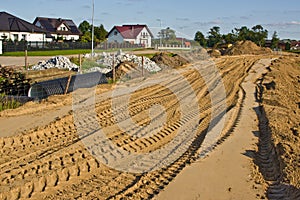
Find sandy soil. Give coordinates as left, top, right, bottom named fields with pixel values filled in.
left=0, top=52, right=299, bottom=199
left=156, top=58, right=273, bottom=200
left=254, top=55, right=300, bottom=199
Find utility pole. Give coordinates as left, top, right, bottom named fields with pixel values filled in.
left=157, top=19, right=162, bottom=47
left=91, top=0, right=95, bottom=59
left=180, top=27, right=184, bottom=48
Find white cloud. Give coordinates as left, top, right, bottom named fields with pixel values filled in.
left=265, top=21, right=300, bottom=27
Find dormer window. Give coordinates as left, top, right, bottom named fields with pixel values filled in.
left=58, top=24, right=68, bottom=31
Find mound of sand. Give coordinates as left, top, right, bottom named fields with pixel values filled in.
left=224, top=41, right=272, bottom=55
left=261, top=55, right=300, bottom=189
left=208, top=49, right=222, bottom=58
left=151, top=52, right=189, bottom=68
left=105, top=61, right=142, bottom=80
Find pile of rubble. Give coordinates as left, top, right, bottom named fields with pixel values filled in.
left=84, top=50, right=161, bottom=74
left=32, top=56, right=79, bottom=71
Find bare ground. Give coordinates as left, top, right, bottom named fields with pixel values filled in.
left=0, top=53, right=299, bottom=199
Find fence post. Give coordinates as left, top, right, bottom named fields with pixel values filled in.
left=141, top=56, right=144, bottom=77
left=65, top=74, right=72, bottom=94
left=0, top=40, right=2, bottom=55
left=113, top=54, right=116, bottom=83
left=79, top=54, right=82, bottom=73
left=25, top=49, right=28, bottom=69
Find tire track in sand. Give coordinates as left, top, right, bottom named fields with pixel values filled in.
left=0, top=56, right=265, bottom=199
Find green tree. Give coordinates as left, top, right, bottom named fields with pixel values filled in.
left=194, top=31, right=207, bottom=47
left=270, top=31, right=280, bottom=49
left=251, top=25, right=268, bottom=46
left=78, top=21, right=108, bottom=42
left=285, top=42, right=291, bottom=50
left=94, top=24, right=108, bottom=42
left=158, top=27, right=176, bottom=40
left=222, top=32, right=238, bottom=44
left=234, top=26, right=252, bottom=41
left=80, top=31, right=92, bottom=42
left=207, top=26, right=222, bottom=47
left=79, top=20, right=91, bottom=34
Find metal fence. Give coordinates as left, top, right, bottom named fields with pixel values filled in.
left=2, top=41, right=143, bottom=53
left=2, top=41, right=93, bottom=52
left=96, top=42, right=142, bottom=50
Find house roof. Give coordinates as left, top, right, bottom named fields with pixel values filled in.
left=33, top=17, right=81, bottom=35
left=0, top=11, right=46, bottom=33
left=108, top=25, right=153, bottom=39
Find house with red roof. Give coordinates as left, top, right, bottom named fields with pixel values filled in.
left=107, top=24, right=153, bottom=48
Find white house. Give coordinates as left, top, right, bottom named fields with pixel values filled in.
left=33, top=17, right=82, bottom=41
left=107, top=25, right=153, bottom=48
left=0, top=12, right=46, bottom=42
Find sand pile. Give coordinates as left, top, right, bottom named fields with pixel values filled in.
left=151, top=52, right=189, bottom=68
left=261, top=55, right=300, bottom=189
left=224, top=40, right=272, bottom=55
left=208, top=49, right=222, bottom=57
left=105, top=61, right=141, bottom=80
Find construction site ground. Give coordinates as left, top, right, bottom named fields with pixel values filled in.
left=0, top=50, right=299, bottom=199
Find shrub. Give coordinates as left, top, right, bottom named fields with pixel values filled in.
left=0, top=93, right=22, bottom=111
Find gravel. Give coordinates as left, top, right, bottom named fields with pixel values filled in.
left=84, top=51, right=161, bottom=74
left=31, top=56, right=79, bottom=71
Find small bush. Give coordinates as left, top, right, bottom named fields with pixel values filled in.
left=0, top=94, right=22, bottom=111
left=69, top=56, right=83, bottom=66
left=81, top=58, right=106, bottom=71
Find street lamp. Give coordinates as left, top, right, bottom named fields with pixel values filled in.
left=91, top=0, right=95, bottom=58
left=180, top=27, right=184, bottom=47
left=156, top=19, right=162, bottom=47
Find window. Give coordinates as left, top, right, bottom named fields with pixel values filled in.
left=13, top=34, right=19, bottom=41
left=1, top=34, right=7, bottom=40
left=142, top=32, right=148, bottom=38
left=22, top=34, right=27, bottom=41
left=114, top=31, right=118, bottom=36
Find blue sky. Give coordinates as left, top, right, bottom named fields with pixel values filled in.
left=2, top=0, right=300, bottom=39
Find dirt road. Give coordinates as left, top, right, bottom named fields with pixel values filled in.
left=0, top=54, right=275, bottom=199
left=0, top=56, right=54, bottom=67
left=156, top=58, right=273, bottom=200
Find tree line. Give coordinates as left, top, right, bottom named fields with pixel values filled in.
left=78, top=21, right=108, bottom=43
left=194, top=25, right=280, bottom=49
